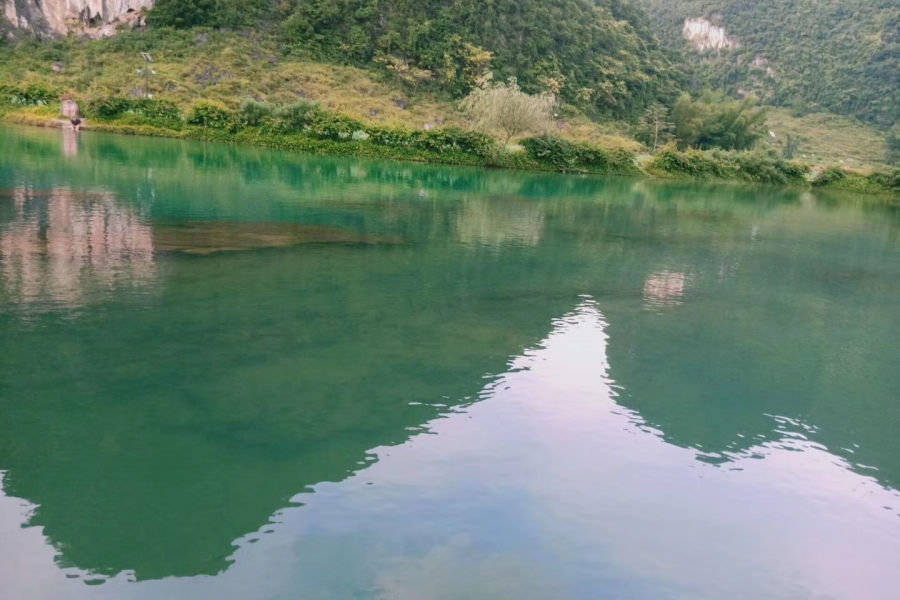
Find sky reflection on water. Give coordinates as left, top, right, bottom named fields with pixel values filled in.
left=2, top=300, right=898, bottom=600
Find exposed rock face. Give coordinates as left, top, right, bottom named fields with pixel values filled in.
left=683, top=18, right=738, bottom=52
left=3, top=0, right=153, bottom=38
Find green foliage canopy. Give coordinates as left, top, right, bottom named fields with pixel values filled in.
left=670, top=90, right=767, bottom=150
left=147, top=0, right=273, bottom=29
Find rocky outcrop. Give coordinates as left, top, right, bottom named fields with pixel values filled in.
left=3, top=0, right=152, bottom=38
left=683, top=17, right=738, bottom=52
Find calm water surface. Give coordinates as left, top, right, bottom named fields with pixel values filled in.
left=1, top=126, right=899, bottom=600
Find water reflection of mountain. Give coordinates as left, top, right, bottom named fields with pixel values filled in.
left=602, top=213, right=900, bottom=489
left=0, top=234, right=581, bottom=581
left=0, top=187, right=156, bottom=309
left=2, top=126, right=900, bottom=584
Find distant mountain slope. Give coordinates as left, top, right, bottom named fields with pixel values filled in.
left=635, top=0, right=900, bottom=127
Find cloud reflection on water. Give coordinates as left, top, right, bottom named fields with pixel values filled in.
left=1, top=298, right=897, bottom=600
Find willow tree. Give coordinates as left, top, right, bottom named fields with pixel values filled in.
left=460, top=78, right=556, bottom=146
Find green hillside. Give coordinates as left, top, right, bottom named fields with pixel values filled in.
left=148, top=0, right=682, bottom=120
left=635, top=0, right=899, bottom=127
left=1, top=0, right=897, bottom=180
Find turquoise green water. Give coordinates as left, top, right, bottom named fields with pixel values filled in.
left=1, top=125, right=899, bottom=600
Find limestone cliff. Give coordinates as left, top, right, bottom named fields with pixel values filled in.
left=682, top=17, right=737, bottom=52
left=3, top=0, right=152, bottom=38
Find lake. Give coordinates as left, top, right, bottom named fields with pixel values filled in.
left=1, top=125, right=899, bottom=600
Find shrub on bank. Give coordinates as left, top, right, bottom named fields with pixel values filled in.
left=366, top=126, right=494, bottom=157
left=85, top=96, right=182, bottom=127
left=869, top=168, right=900, bottom=192
left=272, top=100, right=317, bottom=132
left=186, top=100, right=234, bottom=129
left=521, top=135, right=640, bottom=175
left=649, top=147, right=808, bottom=185
left=3, top=85, right=896, bottom=196
left=813, top=166, right=900, bottom=195
left=236, top=98, right=273, bottom=127
left=0, top=82, right=59, bottom=107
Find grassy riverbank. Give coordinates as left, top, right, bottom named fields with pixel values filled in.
left=2, top=84, right=898, bottom=198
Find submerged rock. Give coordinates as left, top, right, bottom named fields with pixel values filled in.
left=152, top=221, right=402, bottom=255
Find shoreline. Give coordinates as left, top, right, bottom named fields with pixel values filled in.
left=3, top=108, right=898, bottom=200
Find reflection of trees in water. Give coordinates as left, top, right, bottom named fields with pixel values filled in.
left=0, top=187, right=156, bottom=308
left=455, top=199, right=544, bottom=247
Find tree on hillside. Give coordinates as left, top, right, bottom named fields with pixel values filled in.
left=147, top=0, right=216, bottom=29
left=460, top=78, right=556, bottom=147
left=782, top=133, right=798, bottom=160
left=637, top=103, right=674, bottom=151
left=671, top=91, right=767, bottom=150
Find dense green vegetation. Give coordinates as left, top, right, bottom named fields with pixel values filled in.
left=636, top=0, right=900, bottom=127
left=0, top=83, right=642, bottom=176
left=147, top=0, right=275, bottom=29
left=812, top=167, right=900, bottom=196
left=147, top=0, right=682, bottom=120
left=669, top=90, right=766, bottom=150
left=647, top=146, right=808, bottom=186
left=4, top=81, right=898, bottom=197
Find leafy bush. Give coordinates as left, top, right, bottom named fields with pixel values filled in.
left=522, top=135, right=582, bottom=170
left=869, top=168, right=900, bottom=191
left=272, top=100, right=317, bottom=132
left=812, top=167, right=846, bottom=187
left=733, top=150, right=808, bottom=184
left=304, top=108, right=366, bottom=140
left=130, top=99, right=182, bottom=124
left=811, top=166, right=899, bottom=195
left=650, top=146, right=808, bottom=184
left=521, top=135, right=638, bottom=174
left=186, top=100, right=234, bottom=129
left=1, top=83, right=58, bottom=106
left=85, top=96, right=133, bottom=119
left=237, top=98, right=272, bottom=127
left=85, top=96, right=182, bottom=125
